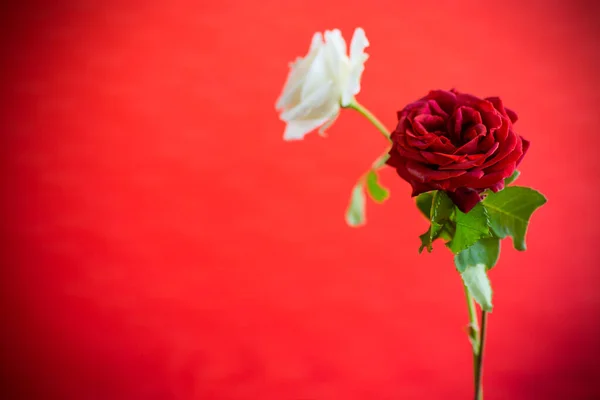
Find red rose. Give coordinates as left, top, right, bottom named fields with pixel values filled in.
left=386, top=89, right=529, bottom=213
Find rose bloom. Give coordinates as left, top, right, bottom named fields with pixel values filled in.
left=275, top=28, right=369, bottom=140
left=387, top=89, right=529, bottom=213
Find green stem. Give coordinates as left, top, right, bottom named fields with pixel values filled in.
left=464, top=284, right=481, bottom=399
left=347, top=101, right=391, bottom=142
left=474, top=311, right=488, bottom=400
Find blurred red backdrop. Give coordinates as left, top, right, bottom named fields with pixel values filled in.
left=1, top=0, right=599, bottom=399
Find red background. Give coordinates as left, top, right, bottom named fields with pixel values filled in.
left=1, top=1, right=599, bottom=399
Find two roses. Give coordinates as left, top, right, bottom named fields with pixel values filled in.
left=275, top=29, right=529, bottom=213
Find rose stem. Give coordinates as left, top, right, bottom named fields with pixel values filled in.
left=464, top=284, right=481, bottom=399
left=346, top=101, right=392, bottom=142
left=474, top=311, right=488, bottom=400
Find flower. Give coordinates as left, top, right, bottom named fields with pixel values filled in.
left=275, top=28, right=369, bottom=140
left=386, top=89, right=529, bottom=213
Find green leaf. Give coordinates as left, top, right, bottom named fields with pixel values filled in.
left=461, top=263, right=493, bottom=312
left=418, top=191, right=454, bottom=252
left=416, top=192, right=435, bottom=220
left=430, top=191, right=454, bottom=223
left=482, top=186, right=547, bottom=251
left=345, top=182, right=366, bottom=227
left=419, top=229, right=432, bottom=253
left=454, top=238, right=501, bottom=273
left=365, top=170, right=389, bottom=203
left=419, top=223, right=442, bottom=253
left=447, top=203, right=492, bottom=254
left=504, top=170, right=520, bottom=186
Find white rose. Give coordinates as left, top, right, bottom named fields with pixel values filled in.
left=275, top=28, right=369, bottom=141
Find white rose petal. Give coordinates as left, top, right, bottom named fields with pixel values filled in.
left=275, top=27, right=369, bottom=141
left=343, top=28, right=370, bottom=107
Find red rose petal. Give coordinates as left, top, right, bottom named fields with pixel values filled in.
left=420, top=151, right=464, bottom=166
left=485, top=139, right=523, bottom=173
left=397, top=143, right=428, bottom=162
left=425, top=90, right=457, bottom=114
left=405, top=161, right=466, bottom=183
left=386, top=156, right=433, bottom=196
left=411, top=114, right=445, bottom=136
left=428, top=135, right=456, bottom=153
left=468, top=165, right=516, bottom=189
left=386, top=148, right=404, bottom=169
left=454, top=129, right=485, bottom=155
left=485, top=97, right=508, bottom=118
left=506, top=108, right=518, bottom=123
left=441, top=142, right=499, bottom=170
left=449, top=107, right=463, bottom=140
left=460, top=106, right=482, bottom=125
left=516, top=137, right=530, bottom=166
left=493, top=117, right=510, bottom=143
left=427, top=99, right=449, bottom=118
left=476, top=131, right=496, bottom=152
left=447, top=187, right=483, bottom=213
left=444, top=169, right=485, bottom=188
left=480, top=130, right=519, bottom=169
left=480, top=108, right=503, bottom=132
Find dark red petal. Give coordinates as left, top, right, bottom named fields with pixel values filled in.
left=428, top=135, right=456, bottom=153
left=469, top=164, right=516, bottom=189
left=462, top=106, right=481, bottom=124
left=405, top=161, right=466, bottom=183
left=386, top=148, right=404, bottom=169
left=449, top=107, right=463, bottom=140
left=438, top=156, right=484, bottom=170
left=425, top=90, right=457, bottom=114
left=485, top=97, right=508, bottom=118
left=409, top=180, right=435, bottom=196
left=397, top=115, right=410, bottom=132
left=386, top=155, right=433, bottom=196
left=411, top=114, right=445, bottom=136
left=506, top=108, right=518, bottom=123
left=427, top=99, right=449, bottom=118
left=479, top=128, right=518, bottom=169
left=516, top=137, right=530, bottom=167
left=480, top=108, right=503, bottom=132
left=420, top=151, right=464, bottom=166
left=397, top=141, right=428, bottom=162
left=454, top=129, right=485, bottom=155
left=492, top=116, right=510, bottom=143
left=405, top=131, right=433, bottom=149
left=484, top=134, right=523, bottom=172
left=447, top=188, right=483, bottom=213
left=441, top=143, right=499, bottom=170
left=477, top=132, right=496, bottom=152
left=489, top=180, right=505, bottom=193
left=443, top=169, right=485, bottom=189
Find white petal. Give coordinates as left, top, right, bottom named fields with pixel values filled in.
left=341, top=27, right=369, bottom=107
left=283, top=103, right=340, bottom=141
left=275, top=65, right=305, bottom=110
left=300, top=46, right=330, bottom=100
left=323, top=30, right=350, bottom=88
left=283, top=117, right=330, bottom=141
left=324, top=29, right=347, bottom=59
left=309, top=32, right=324, bottom=51
left=349, top=28, right=369, bottom=63
left=281, top=80, right=334, bottom=122
left=275, top=33, right=323, bottom=110
left=318, top=110, right=340, bottom=137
